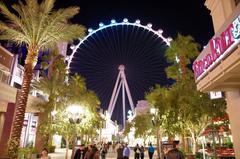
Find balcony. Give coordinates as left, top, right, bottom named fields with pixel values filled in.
left=0, top=82, right=45, bottom=113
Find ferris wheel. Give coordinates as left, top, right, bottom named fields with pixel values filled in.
left=66, top=18, right=171, bottom=126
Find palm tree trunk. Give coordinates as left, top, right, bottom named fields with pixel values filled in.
left=8, top=63, right=34, bottom=159
left=181, top=132, right=188, bottom=153
left=159, top=129, right=164, bottom=159
left=71, top=135, right=77, bottom=159
left=156, top=127, right=160, bottom=159
left=66, top=136, right=69, bottom=159
left=8, top=45, right=38, bottom=159
left=179, top=56, right=186, bottom=78
left=190, top=131, right=197, bottom=155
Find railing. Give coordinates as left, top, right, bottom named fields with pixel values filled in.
left=15, top=64, right=24, bottom=78
left=0, top=69, right=10, bottom=84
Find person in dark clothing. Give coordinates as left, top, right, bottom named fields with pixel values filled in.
left=165, top=141, right=184, bottom=159
left=140, top=146, right=145, bottom=159
left=117, top=144, right=124, bottom=159
left=89, top=145, right=100, bottom=159
left=148, top=143, right=155, bottom=159
left=74, top=145, right=85, bottom=159
left=100, top=144, right=108, bottom=159
left=134, top=144, right=141, bottom=159
left=74, top=144, right=86, bottom=159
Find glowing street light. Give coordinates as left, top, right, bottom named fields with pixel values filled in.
left=67, top=104, right=85, bottom=124
left=150, top=107, right=157, bottom=115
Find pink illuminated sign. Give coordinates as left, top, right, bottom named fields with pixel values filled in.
left=193, top=15, right=240, bottom=80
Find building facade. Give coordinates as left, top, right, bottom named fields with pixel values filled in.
left=0, top=41, right=68, bottom=157
left=193, top=0, right=240, bottom=158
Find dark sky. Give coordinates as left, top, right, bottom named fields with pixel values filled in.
left=4, top=0, right=215, bottom=125
left=58, top=0, right=215, bottom=125
left=55, top=0, right=214, bottom=46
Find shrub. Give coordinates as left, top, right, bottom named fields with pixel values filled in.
left=47, top=145, right=56, bottom=153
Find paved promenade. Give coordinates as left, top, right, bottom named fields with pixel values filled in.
left=49, top=148, right=156, bottom=159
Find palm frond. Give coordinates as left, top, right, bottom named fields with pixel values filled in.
left=37, top=7, right=83, bottom=46
left=0, top=22, right=30, bottom=44
left=0, top=2, right=24, bottom=30
left=25, top=0, right=39, bottom=12
left=0, top=0, right=85, bottom=52
left=11, top=2, right=32, bottom=39
left=40, top=0, right=55, bottom=14
left=39, top=24, right=85, bottom=49
left=50, top=7, right=80, bottom=23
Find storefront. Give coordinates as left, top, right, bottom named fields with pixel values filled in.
left=193, top=0, right=240, bottom=158
left=0, top=46, right=44, bottom=157
left=0, top=82, right=43, bottom=157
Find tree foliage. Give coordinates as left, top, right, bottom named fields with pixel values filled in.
left=165, top=34, right=199, bottom=80
left=0, top=0, right=85, bottom=50
left=163, top=34, right=226, bottom=154
left=143, top=34, right=227, bottom=154
left=33, top=57, right=102, bottom=152
left=132, top=114, right=155, bottom=140
left=0, top=0, right=86, bottom=156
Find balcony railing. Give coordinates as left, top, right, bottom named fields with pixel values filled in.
left=0, top=69, right=10, bottom=84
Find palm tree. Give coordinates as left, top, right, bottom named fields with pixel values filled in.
left=0, top=0, right=85, bottom=157
left=165, top=34, right=199, bottom=80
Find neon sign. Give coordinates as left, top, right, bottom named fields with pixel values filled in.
left=193, top=15, right=240, bottom=80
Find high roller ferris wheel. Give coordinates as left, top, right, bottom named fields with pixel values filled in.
left=66, top=18, right=171, bottom=127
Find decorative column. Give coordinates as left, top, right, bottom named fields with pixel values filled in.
left=226, top=91, right=240, bottom=159
left=0, top=103, right=15, bottom=158
left=205, top=0, right=235, bottom=32
left=34, top=113, right=45, bottom=154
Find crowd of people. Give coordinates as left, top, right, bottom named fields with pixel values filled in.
left=39, top=140, right=184, bottom=159
left=71, top=140, right=184, bottom=159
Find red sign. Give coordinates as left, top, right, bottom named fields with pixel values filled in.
left=193, top=15, right=240, bottom=80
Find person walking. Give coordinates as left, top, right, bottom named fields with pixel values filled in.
left=89, top=145, right=100, bottom=159
left=165, top=141, right=184, bottom=159
left=148, top=143, right=155, bottom=159
left=140, top=145, right=145, bottom=159
left=134, top=144, right=141, bottom=159
left=84, top=145, right=93, bottom=159
left=117, top=144, right=124, bottom=159
left=40, top=148, right=51, bottom=159
left=74, top=144, right=86, bottom=159
left=100, top=144, right=108, bottom=159
left=123, top=143, right=131, bottom=159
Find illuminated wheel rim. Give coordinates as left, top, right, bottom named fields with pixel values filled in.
left=67, top=18, right=171, bottom=122
left=67, top=18, right=171, bottom=69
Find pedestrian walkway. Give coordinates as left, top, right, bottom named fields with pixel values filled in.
left=49, top=148, right=158, bottom=159
left=49, top=148, right=72, bottom=159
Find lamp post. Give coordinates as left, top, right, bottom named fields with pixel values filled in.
left=67, top=105, right=85, bottom=124
left=67, top=104, right=85, bottom=159
left=150, top=108, right=162, bottom=159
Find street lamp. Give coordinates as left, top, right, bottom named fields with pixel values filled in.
left=67, top=104, right=85, bottom=124
left=150, top=107, right=162, bottom=159
left=67, top=104, right=86, bottom=159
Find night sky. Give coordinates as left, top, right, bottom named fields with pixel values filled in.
left=5, top=0, right=215, bottom=125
